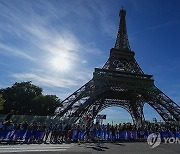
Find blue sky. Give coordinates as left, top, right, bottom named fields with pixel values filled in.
left=0, top=0, right=180, bottom=123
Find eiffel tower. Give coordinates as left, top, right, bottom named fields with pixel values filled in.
left=55, top=8, right=180, bottom=125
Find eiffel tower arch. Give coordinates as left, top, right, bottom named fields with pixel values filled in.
left=55, top=8, right=180, bottom=125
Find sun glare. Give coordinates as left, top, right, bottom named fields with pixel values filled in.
left=51, top=55, right=70, bottom=72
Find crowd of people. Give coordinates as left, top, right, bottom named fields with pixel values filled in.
left=0, top=119, right=179, bottom=144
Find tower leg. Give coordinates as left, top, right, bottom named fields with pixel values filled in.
left=129, top=101, right=145, bottom=127
left=147, top=86, right=180, bottom=121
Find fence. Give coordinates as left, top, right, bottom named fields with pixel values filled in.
left=0, top=129, right=179, bottom=142
left=0, top=129, right=45, bottom=142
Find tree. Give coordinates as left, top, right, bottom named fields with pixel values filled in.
left=0, top=94, right=5, bottom=111
left=31, top=95, right=62, bottom=116
left=0, top=81, right=43, bottom=114
left=0, top=81, right=62, bottom=116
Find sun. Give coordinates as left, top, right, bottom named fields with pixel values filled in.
left=51, top=54, right=70, bottom=72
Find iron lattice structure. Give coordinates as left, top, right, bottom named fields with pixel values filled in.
left=55, top=8, right=180, bottom=125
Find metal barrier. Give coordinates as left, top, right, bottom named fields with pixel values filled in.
left=0, top=129, right=179, bottom=142
left=0, top=130, right=45, bottom=142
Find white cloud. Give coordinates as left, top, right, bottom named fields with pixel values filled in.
left=131, top=19, right=180, bottom=36
left=12, top=67, right=92, bottom=89
left=12, top=72, right=76, bottom=88
left=0, top=0, right=104, bottom=100
left=0, top=43, right=36, bottom=61
left=81, top=60, right=88, bottom=64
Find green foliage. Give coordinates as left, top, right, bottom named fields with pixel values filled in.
left=0, top=94, right=5, bottom=110
left=0, top=81, right=62, bottom=116
left=31, top=94, right=62, bottom=116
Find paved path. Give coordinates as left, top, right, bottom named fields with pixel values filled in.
left=0, top=144, right=73, bottom=153
left=73, top=142, right=180, bottom=154
left=0, top=142, right=179, bottom=154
